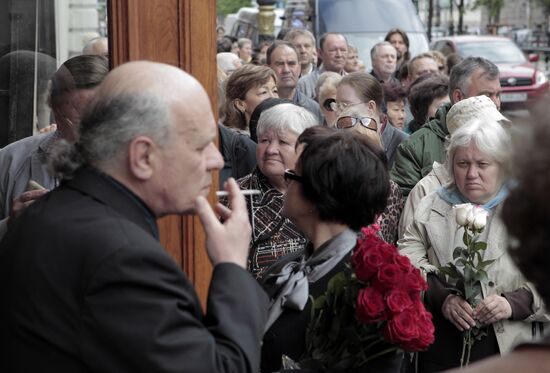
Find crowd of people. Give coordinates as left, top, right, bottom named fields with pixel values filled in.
left=0, top=23, right=549, bottom=373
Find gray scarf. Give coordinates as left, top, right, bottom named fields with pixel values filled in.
left=263, top=228, right=357, bottom=332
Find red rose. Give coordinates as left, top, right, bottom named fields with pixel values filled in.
left=416, top=309, right=435, bottom=348
left=401, top=309, right=435, bottom=351
left=401, top=267, right=428, bottom=294
left=383, top=309, right=419, bottom=345
left=392, top=253, right=412, bottom=273
left=373, top=263, right=403, bottom=291
left=385, top=289, right=414, bottom=315
left=356, top=287, right=387, bottom=323
left=353, top=238, right=396, bottom=282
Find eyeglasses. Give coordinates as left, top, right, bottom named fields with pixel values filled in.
left=284, top=169, right=303, bottom=184
left=335, top=116, right=378, bottom=132
left=329, top=101, right=363, bottom=112
left=322, top=98, right=336, bottom=112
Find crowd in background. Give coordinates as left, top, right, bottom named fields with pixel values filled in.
left=215, top=26, right=550, bottom=372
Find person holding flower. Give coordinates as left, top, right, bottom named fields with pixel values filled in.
left=398, top=119, right=549, bottom=372
left=260, top=127, right=408, bottom=373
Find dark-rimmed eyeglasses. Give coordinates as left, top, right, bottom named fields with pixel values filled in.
left=284, top=169, right=303, bottom=184
left=322, top=98, right=336, bottom=112
left=335, top=116, right=378, bottom=131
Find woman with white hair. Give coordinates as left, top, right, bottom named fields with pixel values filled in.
left=235, top=103, right=318, bottom=279
left=398, top=119, right=548, bottom=372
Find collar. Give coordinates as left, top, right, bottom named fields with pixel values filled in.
left=64, top=166, right=159, bottom=240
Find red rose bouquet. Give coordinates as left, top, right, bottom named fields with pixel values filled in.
left=300, top=225, right=435, bottom=370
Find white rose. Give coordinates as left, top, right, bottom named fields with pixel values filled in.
left=472, top=206, right=488, bottom=230
left=453, top=203, right=473, bottom=227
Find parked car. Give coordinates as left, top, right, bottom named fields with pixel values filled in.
left=431, top=35, right=549, bottom=110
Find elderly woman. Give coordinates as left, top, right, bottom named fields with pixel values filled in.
left=235, top=103, right=317, bottom=279
left=261, top=126, right=400, bottom=373
left=335, top=71, right=407, bottom=168
left=334, top=87, right=404, bottom=245
left=222, top=64, right=278, bottom=136
left=398, top=119, right=548, bottom=372
left=315, top=71, right=341, bottom=127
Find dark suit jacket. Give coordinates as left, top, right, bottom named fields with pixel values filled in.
left=0, top=167, right=268, bottom=373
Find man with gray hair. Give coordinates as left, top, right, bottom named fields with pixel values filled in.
left=369, top=41, right=399, bottom=84
left=284, top=28, right=317, bottom=77
left=391, top=56, right=502, bottom=196
left=0, top=61, right=268, bottom=372
left=296, top=32, right=348, bottom=99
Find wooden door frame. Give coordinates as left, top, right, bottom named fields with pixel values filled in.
left=107, top=0, right=218, bottom=305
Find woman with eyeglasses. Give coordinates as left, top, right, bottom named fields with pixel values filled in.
left=229, top=103, right=318, bottom=280
left=335, top=72, right=408, bottom=168
left=315, top=71, right=342, bottom=126
left=261, top=126, right=402, bottom=373
left=332, top=75, right=405, bottom=245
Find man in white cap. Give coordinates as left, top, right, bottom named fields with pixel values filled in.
left=397, top=95, right=510, bottom=239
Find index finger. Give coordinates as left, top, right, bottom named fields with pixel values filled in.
left=194, top=195, right=221, bottom=233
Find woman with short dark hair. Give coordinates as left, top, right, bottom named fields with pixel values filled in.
left=260, top=126, right=401, bottom=373
left=407, top=74, right=450, bottom=133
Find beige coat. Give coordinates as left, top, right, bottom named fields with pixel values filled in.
left=398, top=191, right=550, bottom=354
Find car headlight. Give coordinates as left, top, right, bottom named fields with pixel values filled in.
left=536, top=70, right=548, bottom=85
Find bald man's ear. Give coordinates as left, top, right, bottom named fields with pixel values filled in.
left=127, top=136, right=157, bottom=181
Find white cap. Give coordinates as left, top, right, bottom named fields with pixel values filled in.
left=446, top=95, right=510, bottom=135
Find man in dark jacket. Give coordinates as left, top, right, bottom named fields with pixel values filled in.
left=390, top=57, right=501, bottom=196
left=0, top=61, right=268, bottom=372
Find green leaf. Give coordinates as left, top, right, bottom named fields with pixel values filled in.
left=474, top=269, right=489, bottom=284
left=479, top=259, right=496, bottom=270
left=456, top=257, right=468, bottom=268
left=439, top=265, right=460, bottom=279
left=474, top=241, right=488, bottom=251
left=453, top=246, right=463, bottom=260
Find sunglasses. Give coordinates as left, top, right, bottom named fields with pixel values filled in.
left=322, top=98, right=336, bottom=112
left=335, top=116, right=378, bottom=131
left=284, top=169, right=303, bottom=184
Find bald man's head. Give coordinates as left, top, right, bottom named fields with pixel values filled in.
left=70, top=61, right=222, bottom=216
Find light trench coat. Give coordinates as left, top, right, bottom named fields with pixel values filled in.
left=398, top=191, right=550, bottom=354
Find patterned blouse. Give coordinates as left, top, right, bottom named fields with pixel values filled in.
left=377, top=180, right=404, bottom=245
left=236, top=169, right=307, bottom=280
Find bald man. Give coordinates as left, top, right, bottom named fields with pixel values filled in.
left=82, top=36, right=108, bottom=56
left=0, top=61, right=268, bottom=372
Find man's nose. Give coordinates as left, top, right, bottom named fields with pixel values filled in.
left=207, top=142, right=224, bottom=171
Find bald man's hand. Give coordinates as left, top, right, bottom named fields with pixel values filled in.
left=195, top=178, right=251, bottom=269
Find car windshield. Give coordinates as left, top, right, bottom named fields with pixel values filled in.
left=457, top=41, right=526, bottom=64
